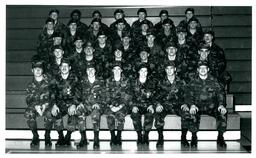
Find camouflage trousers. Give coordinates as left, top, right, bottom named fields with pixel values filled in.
left=130, top=106, right=154, bottom=132
left=154, top=108, right=191, bottom=130
left=189, top=106, right=227, bottom=133
left=105, top=106, right=127, bottom=131
left=24, top=106, right=53, bottom=130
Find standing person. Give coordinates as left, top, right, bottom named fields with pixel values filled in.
left=69, top=9, right=88, bottom=34
left=85, top=18, right=102, bottom=45
left=24, top=59, right=53, bottom=146
left=110, top=18, right=130, bottom=44
left=177, top=8, right=202, bottom=31
left=105, top=62, right=131, bottom=146
left=186, top=61, right=227, bottom=148
left=130, top=64, right=157, bottom=145
left=51, top=59, right=80, bottom=146
left=48, top=9, right=68, bottom=35
left=132, top=20, right=152, bottom=49
left=154, top=10, right=170, bottom=33
left=131, top=8, right=153, bottom=35
left=77, top=63, right=106, bottom=149
left=155, top=61, right=191, bottom=148
left=109, top=9, right=131, bottom=32
left=91, top=10, right=111, bottom=36
left=186, top=16, right=203, bottom=46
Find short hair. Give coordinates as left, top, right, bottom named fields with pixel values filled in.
left=185, top=8, right=195, bottom=14
left=70, top=9, right=81, bottom=17
left=49, top=9, right=59, bottom=15
left=92, top=10, right=102, bottom=18
left=137, top=8, right=147, bottom=15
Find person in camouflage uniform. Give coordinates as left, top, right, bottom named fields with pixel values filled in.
left=91, top=10, right=112, bottom=37
left=155, top=61, right=191, bottom=148
left=109, top=9, right=131, bottom=32
left=50, top=59, right=80, bottom=146
left=76, top=63, right=106, bottom=149
left=105, top=62, right=132, bottom=146
left=130, top=64, right=157, bottom=145
left=154, top=10, right=169, bottom=32
left=48, top=9, right=68, bottom=36
left=37, top=18, right=55, bottom=63
left=132, top=20, right=152, bottom=49
left=177, top=8, right=202, bottom=31
left=186, top=16, right=203, bottom=46
left=186, top=61, right=227, bottom=148
left=69, top=9, right=88, bottom=34
left=24, top=59, right=53, bottom=146
left=110, top=18, right=130, bottom=44
left=84, top=18, right=103, bottom=45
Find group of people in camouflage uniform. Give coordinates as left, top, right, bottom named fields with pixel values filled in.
left=24, top=7, right=232, bottom=150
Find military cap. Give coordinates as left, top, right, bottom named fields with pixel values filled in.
left=188, top=16, right=199, bottom=24
left=198, top=43, right=210, bottom=50
left=146, top=28, right=156, bottom=37
left=137, top=8, right=147, bottom=15
left=140, top=19, right=151, bottom=27
left=165, top=41, right=177, bottom=49
left=139, top=45, right=150, bottom=53
left=112, top=61, right=123, bottom=69
left=67, top=19, right=78, bottom=26
left=92, top=10, right=102, bottom=18
left=32, top=61, right=44, bottom=69
left=137, top=63, right=150, bottom=72
left=113, top=41, right=124, bottom=52
left=114, top=9, right=124, bottom=15
left=162, top=18, right=174, bottom=25
left=74, top=35, right=84, bottom=42
left=176, top=27, right=187, bottom=33
left=116, top=18, right=127, bottom=24
left=61, top=58, right=71, bottom=66
left=97, top=30, right=107, bottom=37
left=159, top=10, right=169, bottom=17
left=70, top=9, right=81, bottom=17
left=122, top=31, right=131, bottom=38
left=86, top=61, right=96, bottom=69
left=91, top=18, right=101, bottom=24
left=197, top=60, right=208, bottom=67
left=49, top=9, right=59, bottom=15
left=52, top=45, right=64, bottom=50
left=45, top=18, right=55, bottom=24
left=31, top=55, right=44, bottom=69
left=165, top=60, right=176, bottom=68
left=52, top=31, right=64, bottom=38
left=185, top=8, right=195, bottom=14
left=204, top=30, right=215, bottom=38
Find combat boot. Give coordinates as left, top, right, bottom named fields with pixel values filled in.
left=116, top=130, right=122, bottom=145
left=156, top=128, right=164, bottom=147
left=64, top=131, right=72, bottom=146
left=136, top=131, right=143, bottom=145
left=44, top=130, right=52, bottom=146
left=55, top=130, right=65, bottom=146
left=181, top=129, right=189, bottom=148
left=77, top=131, right=89, bottom=148
left=110, top=130, right=116, bottom=146
left=30, top=130, right=40, bottom=146
left=143, top=131, right=150, bottom=145
left=217, top=135, right=227, bottom=148
left=93, top=131, right=100, bottom=149
left=191, top=134, right=198, bottom=148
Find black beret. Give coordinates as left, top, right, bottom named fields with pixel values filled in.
left=198, top=43, right=210, bottom=50
left=52, top=45, right=64, bottom=50
left=122, top=31, right=131, bottom=38
left=137, top=8, right=147, bottom=15
left=49, top=9, right=59, bottom=15
left=86, top=61, right=96, bottom=69
left=32, top=61, right=44, bottom=69
left=116, top=18, right=126, bottom=24
left=140, top=19, right=151, bottom=27
left=165, top=41, right=177, bottom=49
left=114, top=9, right=124, bottom=15
left=204, top=30, right=215, bottom=38
left=139, top=45, right=150, bottom=53
left=74, top=35, right=84, bottom=42
left=197, top=60, right=208, bottom=67
left=176, top=27, right=187, bottom=33
left=162, top=18, right=174, bottom=25
left=91, top=18, right=101, bottom=24
left=61, top=58, right=71, bottom=66
left=67, top=19, right=78, bottom=26
left=45, top=18, right=55, bottom=24
left=52, top=31, right=64, bottom=38
left=165, top=60, right=176, bottom=68
left=97, top=30, right=107, bottom=37
left=146, top=28, right=156, bottom=36
left=159, top=10, right=169, bottom=17
left=113, top=41, right=124, bottom=52
left=112, top=61, right=123, bottom=69
left=188, top=16, right=199, bottom=24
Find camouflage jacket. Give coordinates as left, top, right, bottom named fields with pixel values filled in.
left=156, top=76, right=187, bottom=110
left=186, top=74, right=225, bottom=110
left=37, top=29, right=54, bottom=61
left=131, top=19, right=153, bottom=35
left=156, top=30, right=177, bottom=48
left=110, top=20, right=131, bottom=32
left=68, top=49, right=86, bottom=78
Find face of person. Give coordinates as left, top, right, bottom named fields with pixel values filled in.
left=160, top=13, right=168, bottom=21
left=198, top=65, right=209, bottom=76
left=93, top=13, right=101, bottom=19
left=138, top=12, right=146, bottom=21
left=115, top=13, right=124, bottom=20
left=46, top=22, right=54, bottom=30
left=166, top=47, right=177, bottom=56
left=115, top=49, right=123, bottom=58
left=177, top=32, right=186, bottom=40
left=53, top=49, right=64, bottom=59
left=84, top=46, right=94, bottom=56
left=140, top=51, right=148, bottom=60
left=204, top=34, right=213, bottom=43
left=189, top=21, right=198, bottom=29
left=113, top=66, right=122, bottom=76
left=74, top=40, right=84, bottom=49
left=165, top=66, right=175, bottom=76
left=116, top=22, right=125, bottom=31
left=122, top=37, right=131, bottom=46
left=92, top=22, right=100, bottom=31
left=139, top=67, right=148, bottom=78
left=163, top=23, right=171, bottom=31
left=69, top=23, right=77, bottom=31
left=146, top=35, right=155, bottom=43
left=185, top=11, right=194, bottom=20
left=141, top=24, right=149, bottom=32
left=53, top=37, right=62, bottom=45
left=199, top=48, right=209, bottom=60
left=60, top=63, right=70, bottom=74
left=50, top=12, right=58, bottom=21
left=87, top=67, right=96, bottom=77
left=32, top=67, right=43, bottom=77
left=97, top=35, right=107, bottom=44
left=72, top=12, right=80, bottom=21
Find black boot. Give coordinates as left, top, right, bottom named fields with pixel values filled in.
left=64, top=131, right=72, bottom=146
left=93, top=131, right=100, bottom=149
left=136, top=131, right=143, bottom=145
left=143, top=131, right=150, bottom=145
left=110, top=130, right=116, bottom=146
left=181, top=129, right=189, bottom=148
left=44, top=130, right=52, bottom=146
left=156, top=128, right=164, bottom=147
left=30, top=130, right=40, bottom=146
left=191, top=132, right=198, bottom=148
left=55, top=130, right=65, bottom=146
left=116, top=130, right=122, bottom=145
left=217, top=132, right=227, bottom=148
left=77, top=131, right=89, bottom=148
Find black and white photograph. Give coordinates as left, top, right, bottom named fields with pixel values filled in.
left=2, top=0, right=253, bottom=155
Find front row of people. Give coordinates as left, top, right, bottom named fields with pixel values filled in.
left=24, top=58, right=227, bottom=150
